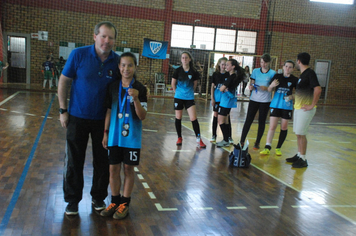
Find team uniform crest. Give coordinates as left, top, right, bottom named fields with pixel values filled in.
left=150, top=42, right=162, bottom=54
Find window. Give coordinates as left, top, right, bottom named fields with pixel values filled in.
left=193, top=26, right=214, bottom=50
left=310, top=0, right=353, bottom=4
left=215, top=29, right=236, bottom=52
left=236, top=31, right=257, bottom=54
left=171, top=24, right=257, bottom=54
left=171, top=24, right=193, bottom=48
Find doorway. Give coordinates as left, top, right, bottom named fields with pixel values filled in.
left=3, top=33, right=31, bottom=84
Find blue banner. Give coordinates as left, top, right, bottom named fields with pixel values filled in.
left=142, top=38, right=168, bottom=59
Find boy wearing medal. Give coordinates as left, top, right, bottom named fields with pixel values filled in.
left=101, top=52, right=147, bottom=219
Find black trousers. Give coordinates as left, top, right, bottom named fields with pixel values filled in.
left=240, top=100, right=270, bottom=144
left=63, top=115, right=109, bottom=204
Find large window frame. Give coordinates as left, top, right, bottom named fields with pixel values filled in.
left=170, top=23, right=257, bottom=54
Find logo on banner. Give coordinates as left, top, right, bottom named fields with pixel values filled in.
left=150, top=42, right=162, bottom=54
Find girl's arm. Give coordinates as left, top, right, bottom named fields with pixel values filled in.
left=128, top=88, right=147, bottom=120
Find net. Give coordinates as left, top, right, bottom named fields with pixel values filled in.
left=1, top=0, right=355, bottom=104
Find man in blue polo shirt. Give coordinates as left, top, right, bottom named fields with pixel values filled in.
left=58, top=21, right=120, bottom=216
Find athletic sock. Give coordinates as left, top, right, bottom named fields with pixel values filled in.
left=299, top=155, right=306, bottom=161
left=277, top=129, right=288, bottom=148
left=264, top=144, right=271, bottom=150
left=219, top=124, right=229, bottom=142
left=212, top=116, right=218, bottom=137
left=120, top=196, right=131, bottom=206
left=228, top=116, right=232, bottom=139
left=111, top=194, right=121, bottom=205
left=175, top=118, right=182, bottom=138
left=298, top=152, right=301, bottom=157
left=192, top=119, right=200, bottom=137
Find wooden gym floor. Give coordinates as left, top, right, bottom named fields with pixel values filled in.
left=0, top=85, right=355, bottom=235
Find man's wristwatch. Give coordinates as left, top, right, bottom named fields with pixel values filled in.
left=59, top=108, right=68, bottom=114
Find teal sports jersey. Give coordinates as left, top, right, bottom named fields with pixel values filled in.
left=219, top=73, right=238, bottom=108
left=104, top=79, right=148, bottom=149
left=269, top=74, right=298, bottom=110
left=173, top=66, right=200, bottom=100
left=250, top=68, right=276, bottom=102
left=212, top=71, right=228, bottom=102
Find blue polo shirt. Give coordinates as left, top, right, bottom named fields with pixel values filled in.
left=62, top=45, right=120, bottom=120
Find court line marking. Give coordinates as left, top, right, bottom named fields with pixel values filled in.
left=0, top=91, right=20, bottom=106
left=0, top=95, right=55, bottom=235
left=260, top=206, right=279, bottom=209
left=143, top=129, right=157, bottom=132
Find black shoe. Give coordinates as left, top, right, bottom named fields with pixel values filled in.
left=92, top=199, right=106, bottom=211
left=286, top=154, right=299, bottom=163
left=292, top=158, right=308, bottom=168
left=65, top=202, right=78, bottom=215
left=253, top=142, right=260, bottom=150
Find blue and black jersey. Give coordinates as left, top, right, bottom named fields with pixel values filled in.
left=173, top=66, right=200, bottom=100
left=212, top=71, right=228, bottom=102
left=269, top=73, right=298, bottom=110
left=104, top=79, right=148, bottom=149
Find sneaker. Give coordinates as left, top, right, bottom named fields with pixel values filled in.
left=176, top=137, right=182, bottom=146
left=100, top=203, right=119, bottom=217
left=216, top=140, right=230, bottom=147
left=292, top=158, right=308, bottom=168
left=113, top=203, right=129, bottom=220
left=253, top=143, right=260, bottom=150
left=92, top=199, right=106, bottom=211
left=210, top=135, right=216, bottom=142
left=286, top=154, right=299, bottom=163
left=228, top=137, right=234, bottom=144
left=260, top=148, right=270, bottom=155
left=65, top=202, right=78, bottom=216
left=197, top=138, right=206, bottom=148
left=275, top=148, right=282, bottom=156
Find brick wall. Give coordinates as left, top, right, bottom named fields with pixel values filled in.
left=2, top=0, right=356, bottom=104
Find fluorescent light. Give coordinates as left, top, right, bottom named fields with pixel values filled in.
left=310, top=0, right=354, bottom=4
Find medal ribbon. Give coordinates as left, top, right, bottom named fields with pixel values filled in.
left=252, top=83, right=260, bottom=92
left=118, top=79, right=135, bottom=126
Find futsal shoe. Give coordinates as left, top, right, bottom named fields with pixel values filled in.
left=275, top=148, right=282, bottom=156
left=197, top=138, right=206, bottom=148
left=286, top=154, right=299, bottom=163
left=253, top=142, right=260, bottom=150
left=228, top=137, right=234, bottom=144
left=176, top=137, right=183, bottom=146
left=292, top=158, right=308, bottom=168
left=260, top=148, right=270, bottom=155
left=216, top=140, right=230, bottom=147
left=210, top=135, right=216, bottom=142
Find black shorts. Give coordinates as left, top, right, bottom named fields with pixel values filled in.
left=108, top=146, right=140, bottom=165
left=270, top=108, right=293, bottom=120
left=213, top=102, right=220, bottom=112
left=218, top=106, right=231, bottom=116
left=174, top=98, right=195, bottom=110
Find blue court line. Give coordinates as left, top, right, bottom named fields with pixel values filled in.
left=0, top=95, right=55, bottom=235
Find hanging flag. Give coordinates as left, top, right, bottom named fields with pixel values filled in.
left=142, top=38, right=168, bottom=59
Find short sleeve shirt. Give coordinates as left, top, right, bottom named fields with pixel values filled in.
left=62, top=45, right=120, bottom=120
left=219, top=73, right=238, bottom=108
left=294, top=68, right=320, bottom=110
left=173, top=66, right=200, bottom=100
left=212, top=71, right=228, bottom=102
left=250, top=68, right=276, bottom=103
left=269, top=73, right=298, bottom=110
left=104, top=79, right=148, bottom=149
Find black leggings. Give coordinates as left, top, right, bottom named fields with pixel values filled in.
left=240, top=100, right=270, bottom=144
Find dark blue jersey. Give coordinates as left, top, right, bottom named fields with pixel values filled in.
left=42, top=61, right=53, bottom=71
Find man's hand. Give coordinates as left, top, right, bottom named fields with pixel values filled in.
left=60, top=113, right=69, bottom=128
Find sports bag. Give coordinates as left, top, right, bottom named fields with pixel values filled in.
left=229, top=141, right=251, bottom=168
